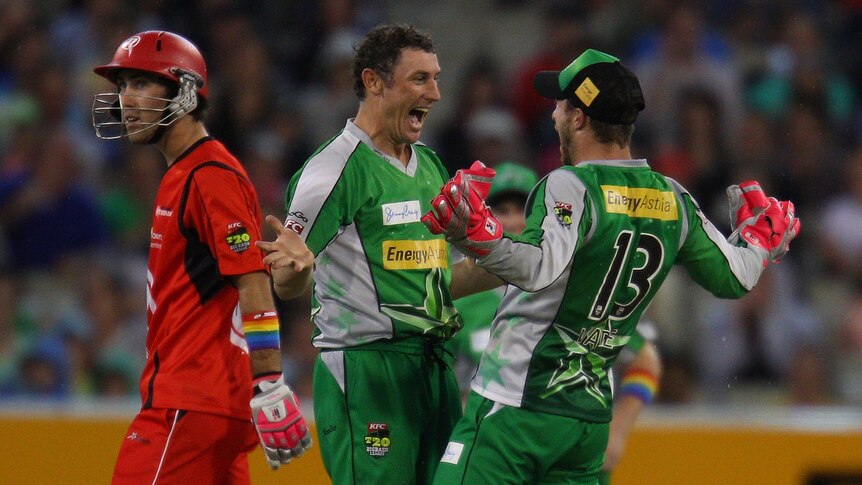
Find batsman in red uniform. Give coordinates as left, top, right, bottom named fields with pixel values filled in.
left=92, top=31, right=312, bottom=484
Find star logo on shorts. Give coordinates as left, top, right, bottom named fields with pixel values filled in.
left=126, top=431, right=150, bottom=445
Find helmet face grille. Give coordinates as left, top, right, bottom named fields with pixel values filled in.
left=91, top=87, right=197, bottom=140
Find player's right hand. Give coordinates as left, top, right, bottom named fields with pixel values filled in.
left=726, top=180, right=800, bottom=263
left=250, top=375, right=313, bottom=470
left=422, top=161, right=502, bottom=257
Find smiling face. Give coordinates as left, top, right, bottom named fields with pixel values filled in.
left=114, top=70, right=172, bottom=144
left=378, top=48, right=441, bottom=146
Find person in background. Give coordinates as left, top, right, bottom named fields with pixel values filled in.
left=600, top=324, right=662, bottom=484
left=92, top=30, right=311, bottom=483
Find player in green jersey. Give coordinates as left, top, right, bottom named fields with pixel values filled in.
left=424, top=48, right=800, bottom=484
left=255, top=24, right=501, bottom=485
left=450, top=163, right=663, bottom=484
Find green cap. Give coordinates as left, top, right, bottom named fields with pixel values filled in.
left=533, top=48, right=645, bottom=124
left=487, top=162, right=538, bottom=204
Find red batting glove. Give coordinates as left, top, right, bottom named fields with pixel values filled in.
left=250, top=374, right=312, bottom=469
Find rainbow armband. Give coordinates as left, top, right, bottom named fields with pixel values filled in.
left=619, top=368, right=659, bottom=404
left=243, top=311, right=281, bottom=352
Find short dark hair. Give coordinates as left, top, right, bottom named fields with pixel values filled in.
left=567, top=99, right=635, bottom=147
left=352, top=24, right=436, bottom=101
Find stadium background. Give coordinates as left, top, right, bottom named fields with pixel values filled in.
left=1, top=0, right=862, bottom=483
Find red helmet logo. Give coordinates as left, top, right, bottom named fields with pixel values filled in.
left=120, top=36, right=141, bottom=57
left=94, top=31, right=209, bottom=100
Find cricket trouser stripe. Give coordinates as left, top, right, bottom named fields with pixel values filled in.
left=152, top=410, right=180, bottom=485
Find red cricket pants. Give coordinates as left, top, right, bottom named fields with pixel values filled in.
left=112, top=408, right=258, bottom=485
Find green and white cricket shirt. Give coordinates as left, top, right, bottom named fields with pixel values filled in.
left=284, top=121, right=462, bottom=349
left=473, top=159, right=766, bottom=422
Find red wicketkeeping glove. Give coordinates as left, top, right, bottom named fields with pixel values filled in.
left=727, top=180, right=769, bottom=229
left=727, top=180, right=801, bottom=263
left=422, top=161, right=502, bottom=257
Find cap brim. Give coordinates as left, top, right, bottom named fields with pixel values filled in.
left=533, top=71, right=566, bottom=100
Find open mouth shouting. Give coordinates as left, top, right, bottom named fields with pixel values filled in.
left=408, top=107, right=429, bottom=130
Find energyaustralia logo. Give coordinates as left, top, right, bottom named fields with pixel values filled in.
left=382, top=239, right=447, bottom=270
left=601, top=185, right=678, bottom=221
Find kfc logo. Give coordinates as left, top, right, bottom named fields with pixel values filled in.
left=365, top=423, right=391, bottom=457
left=554, top=201, right=573, bottom=227
left=285, top=219, right=304, bottom=235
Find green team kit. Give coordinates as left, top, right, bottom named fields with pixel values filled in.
left=472, top=159, right=763, bottom=420
left=452, top=289, right=654, bottom=392
left=283, top=121, right=463, bottom=483
left=435, top=159, right=766, bottom=484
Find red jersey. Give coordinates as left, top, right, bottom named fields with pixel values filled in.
left=142, top=137, right=265, bottom=420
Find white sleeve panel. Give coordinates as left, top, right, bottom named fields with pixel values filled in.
left=695, top=208, right=767, bottom=291
left=285, top=131, right=359, bottom=244
left=477, top=170, right=588, bottom=292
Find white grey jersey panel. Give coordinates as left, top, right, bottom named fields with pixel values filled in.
left=286, top=130, right=393, bottom=347
left=470, top=276, right=572, bottom=406
left=284, top=122, right=459, bottom=348
left=478, top=169, right=588, bottom=291
left=311, top=222, right=395, bottom=347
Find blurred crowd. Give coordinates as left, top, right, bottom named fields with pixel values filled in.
left=1, top=0, right=862, bottom=409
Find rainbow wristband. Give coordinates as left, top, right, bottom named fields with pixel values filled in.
left=619, top=368, right=659, bottom=404
left=242, top=311, right=281, bottom=352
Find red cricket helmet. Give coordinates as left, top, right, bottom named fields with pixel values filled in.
left=94, top=31, right=209, bottom=99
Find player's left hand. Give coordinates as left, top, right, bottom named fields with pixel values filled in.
left=422, top=161, right=502, bottom=257
left=727, top=180, right=769, bottom=230
left=250, top=375, right=312, bottom=469
left=256, top=215, right=314, bottom=273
